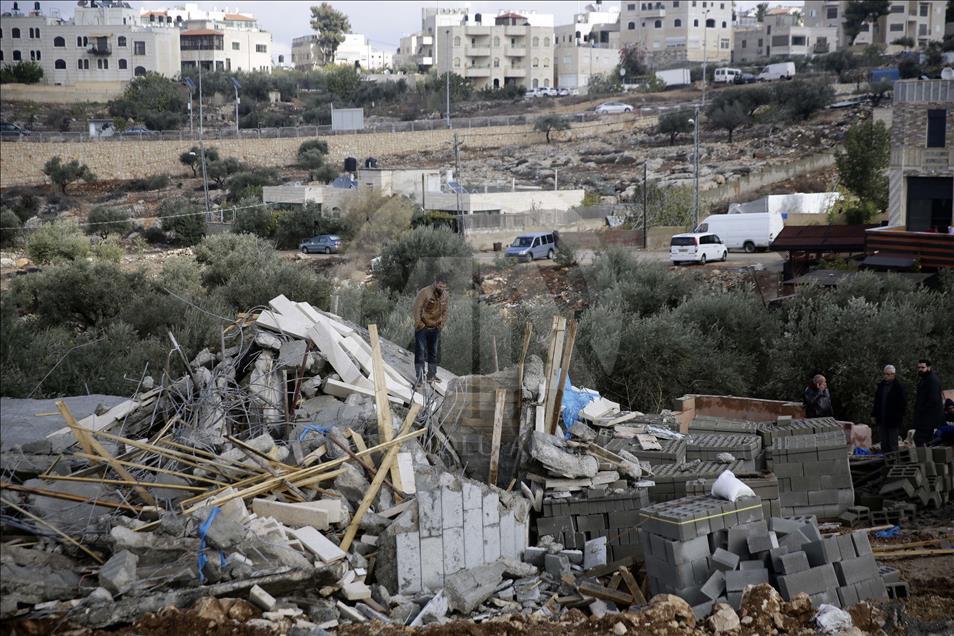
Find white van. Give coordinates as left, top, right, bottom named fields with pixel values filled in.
left=670, top=232, right=728, bottom=265
left=757, top=62, right=796, bottom=81
left=695, top=212, right=784, bottom=252
left=714, top=68, right=742, bottom=84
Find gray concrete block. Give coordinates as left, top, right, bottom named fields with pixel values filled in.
left=777, top=564, right=837, bottom=600
left=725, top=568, right=768, bottom=592
left=851, top=530, right=872, bottom=556
left=99, top=550, right=138, bottom=596
left=746, top=532, right=774, bottom=555
left=711, top=547, right=740, bottom=572
left=420, top=535, right=444, bottom=591
left=700, top=570, right=726, bottom=600
left=834, top=555, right=879, bottom=586
left=583, top=536, right=607, bottom=570
left=544, top=553, right=571, bottom=578
left=776, top=551, right=810, bottom=575
left=836, top=533, right=856, bottom=560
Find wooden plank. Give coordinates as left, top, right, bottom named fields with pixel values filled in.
left=619, top=566, right=647, bottom=605
left=55, top=400, right=96, bottom=458
left=516, top=321, right=533, bottom=392
left=542, top=317, right=567, bottom=433
left=607, top=573, right=622, bottom=590
left=584, top=555, right=637, bottom=578
left=56, top=401, right=157, bottom=506
left=578, top=581, right=634, bottom=606
left=369, top=324, right=404, bottom=493
left=872, top=549, right=954, bottom=559
left=548, top=319, right=577, bottom=435
left=339, top=403, right=421, bottom=552
left=488, top=388, right=507, bottom=486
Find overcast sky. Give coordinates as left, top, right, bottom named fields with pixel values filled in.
left=1, top=1, right=805, bottom=62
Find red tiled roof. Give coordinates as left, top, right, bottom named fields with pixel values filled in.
left=181, top=29, right=223, bottom=36
left=223, top=13, right=255, bottom=21
left=143, top=10, right=168, bottom=16
left=496, top=11, right=526, bottom=19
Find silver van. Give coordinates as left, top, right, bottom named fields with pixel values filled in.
left=505, top=231, right=557, bottom=261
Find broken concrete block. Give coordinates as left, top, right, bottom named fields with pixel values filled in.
left=545, top=553, right=571, bottom=578
left=342, top=581, right=372, bottom=601
left=444, top=561, right=506, bottom=614
left=98, top=550, right=138, bottom=596
left=501, top=558, right=538, bottom=578
left=292, top=526, right=346, bottom=564
left=255, top=331, right=283, bottom=351
left=334, top=463, right=372, bottom=507
left=251, top=499, right=332, bottom=530
left=410, top=591, right=448, bottom=627
left=249, top=584, right=277, bottom=611
left=529, top=431, right=599, bottom=478
left=584, top=536, right=608, bottom=569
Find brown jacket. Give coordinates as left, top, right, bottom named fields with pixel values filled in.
left=413, top=284, right=448, bottom=331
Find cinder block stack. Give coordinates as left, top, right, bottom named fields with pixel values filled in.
left=596, top=432, right=687, bottom=465
left=881, top=447, right=953, bottom=509
left=688, top=416, right=763, bottom=436
left=648, top=460, right=746, bottom=502
left=765, top=430, right=853, bottom=518
left=685, top=474, right=782, bottom=520
left=638, top=494, right=889, bottom=617
left=685, top=433, right=763, bottom=471
left=536, top=488, right=650, bottom=560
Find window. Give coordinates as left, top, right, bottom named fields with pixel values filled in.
left=627, top=3, right=636, bottom=9
left=134, top=65, right=146, bottom=76
left=35, top=28, right=40, bottom=38
left=826, top=7, right=838, bottom=19
left=12, top=28, right=20, bottom=38
left=97, top=58, right=108, bottom=69
left=673, top=1, right=679, bottom=6
left=927, top=109, right=946, bottom=148
left=918, top=24, right=928, bottom=36
left=720, top=38, right=729, bottom=49
left=453, top=57, right=460, bottom=67
left=722, top=21, right=727, bottom=28
left=741, top=40, right=746, bottom=48
left=889, top=23, right=904, bottom=32
left=628, top=21, right=636, bottom=30
left=35, top=50, right=40, bottom=60
left=255, top=44, right=267, bottom=53
left=77, top=58, right=83, bottom=69
left=919, top=3, right=929, bottom=17
left=889, top=4, right=904, bottom=13
left=134, top=40, right=145, bottom=55
left=118, top=36, right=126, bottom=47
left=232, top=41, right=240, bottom=50
left=53, top=36, right=65, bottom=47
left=532, top=57, right=538, bottom=67
left=757, top=38, right=763, bottom=47
left=29, top=50, right=35, bottom=61
left=674, top=19, right=682, bottom=27
left=654, top=20, right=662, bottom=28
left=772, top=35, right=789, bottom=46
left=543, top=37, right=550, bottom=47
left=453, top=36, right=461, bottom=46
left=493, top=36, right=500, bottom=46
left=706, top=18, right=716, bottom=28
left=119, top=58, right=127, bottom=69
left=493, top=57, right=499, bottom=67
left=544, top=78, right=550, bottom=87
left=532, top=36, right=539, bottom=46
left=693, top=19, right=699, bottom=27
left=792, top=35, right=806, bottom=46
left=28, top=28, right=33, bottom=38
left=543, top=57, right=549, bottom=67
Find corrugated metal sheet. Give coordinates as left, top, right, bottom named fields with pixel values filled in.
left=895, top=79, right=954, bottom=103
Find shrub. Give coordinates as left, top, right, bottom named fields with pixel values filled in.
left=378, top=226, right=473, bottom=293
left=159, top=197, right=206, bottom=246
left=0, top=61, right=44, bottom=84
left=194, top=233, right=279, bottom=288
left=108, top=73, right=187, bottom=130
left=533, top=115, right=570, bottom=144
left=553, top=238, right=579, bottom=268
left=275, top=204, right=326, bottom=249
left=206, top=156, right=244, bottom=188
left=835, top=120, right=890, bottom=211
left=226, top=168, right=280, bottom=202
left=180, top=146, right=220, bottom=177
left=211, top=258, right=332, bottom=313
left=707, top=99, right=749, bottom=142
left=232, top=201, right=276, bottom=239
left=42, top=157, right=96, bottom=194
left=142, top=225, right=167, bottom=244
left=25, top=221, right=90, bottom=264
left=91, top=237, right=125, bottom=263
left=346, top=194, right=417, bottom=253
left=10, top=191, right=40, bottom=223
left=124, top=174, right=171, bottom=192
left=773, top=79, right=834, bottom=121
left=86, top=206, right=132, bottom=238
left=657, top=110, right=692, bottom=145
left=0, top=209, right=21, bottom=248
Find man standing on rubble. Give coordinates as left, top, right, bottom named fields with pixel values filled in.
left=803, top=374, right=833, bottom=418
left=913, top=359, right=944, bottom=447
left=871, top=364, right=906, bottom=455
left=413, top=272, right=449, bottom=386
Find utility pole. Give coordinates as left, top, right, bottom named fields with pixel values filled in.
left=453, top=132, right=462, bottom=218
left=692, top=104, right=700, bottom=229
left=230, top=76, right=241, bottom=137
left=198, top=63, right=212, bottom=221
left=446, top=29, right=452, bottom=128
left=702, top=10, right=710, bottom=107
left=642, top=160, right=648, bottom=249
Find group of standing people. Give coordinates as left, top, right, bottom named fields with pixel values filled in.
left=803, top=360, right=951, bottom=452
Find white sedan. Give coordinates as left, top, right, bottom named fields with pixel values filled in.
left=595, top=102, right=633, bottom=114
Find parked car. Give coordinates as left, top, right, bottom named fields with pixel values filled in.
left=757, top=62, right=796, bottom=81
left=595, top=101, right=633, bottom=114
left=733, top=72, right=758, bottom=85
left=714, top=67, right=742, bottom=84
left=670, top=232, right=727, bottom=265
left=541, top=87, right=558, bottom=97
left=505, top=231, right=557, bottom=261
left=557, top=87, right=570, bottom=96
left=695, top=212, right=783, bottom=253
left=299, top=235, right=342, bottom=254
left=0, top=122, right=31, bottom=138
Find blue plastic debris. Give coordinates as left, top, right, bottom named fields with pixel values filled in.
left=197, top=507, right=227, bottom=584
left=298, top=423, right=332, bottom=442
left=875, top=525, right=901, bottom=539
left=561, top=375, right=598, bottom=433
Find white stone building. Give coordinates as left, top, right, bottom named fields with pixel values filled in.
left=0, top=0, right=180, bottom=86
left=619, top=0, right=734, bottom=64
left=803, top=1, right=947, bottom=52
left=733, top=8, right=838, bottom=63
left=554, top=2, right=621, bottom=91
left=292, top=33, right=393, bottom=71
left=397, top=7, right=556, bottom=90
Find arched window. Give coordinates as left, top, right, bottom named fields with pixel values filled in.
left=453, top=57, right=460, bottom=67
left=532, top=78, right=539, bottom=88
left=453, top=36, right=461, bottom=47
left=134, top=65, right=146, bottom=76
left=28, top=28, right=34, bottom=38
left=544, top=78, right=550, bottom=87
left=628, top=22, right=635, bottom=30
left=543, top=37, right=550, bottom=46
left=77, top=58, right=83, bottom=69
left=654, top=20, right=662, bottom=28
left=706, top=18, right=716, bottom=28
left=119, top=59, right=127, bottom=69
left=722, top=21, right=727, bottom=28
left=53, top=36, right=65, bottom=47
left=575, top=30, right=581, bottom=39
left=13, top=50, right=21, bottom=60
left=493, top=36, right=500, bottom=46
left=693, top=19, right=699, bottom=27
left=674, top=19, right=682, bottom=27
left=493, top=57, right=499, bottom=67
left=12, top=28, right=21, bottom=38
left=54, top=58, right=66, bottom=69
left=543, top=57, right=549, bottom=67
left=532, top=36, right=539, bottom=46
left=532, top=57, right=539, bottom=67
left=35, top=28, right=40, bottom=38
left=118, top=36, right=127, bottom=46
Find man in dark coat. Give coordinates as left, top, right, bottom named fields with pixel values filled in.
left=803, top=374, right=833, bottom=418
left=871, top=364, right=906, bottom=455
left=913, top=359, right=944, bottom=447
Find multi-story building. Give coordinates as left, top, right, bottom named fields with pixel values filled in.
left=291, top=34, right=322, bottom=70
left=293, top=33, right=393, bottom=71
left=554, top=2, right=621, bottom=91
left=865, top=79, right=953, bottom=268
left=619, top=0, right=734, bottom=65
left=733, top=7, right=837, bottom=63
left=141, top=4, right=271, bottom=72
left=804, top=1, right=946, bottom=51
left=397, top=8, right=555, bottom=90
left=0, top=0, right=180, bottom=85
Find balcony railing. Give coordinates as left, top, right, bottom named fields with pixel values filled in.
left=88, top=44, right=112, bottom=55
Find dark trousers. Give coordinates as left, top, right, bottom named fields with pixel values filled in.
left=880, top=426, right=899, bottom=455
left=913, top=428, right=933, bottom=448
left=414, top=328, right=440, bottom=381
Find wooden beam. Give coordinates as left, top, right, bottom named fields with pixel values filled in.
left=516, top=321, right=533, bottom=392
left=0, top=496, right=104, bottom=563
left=619, top=566, right=647, bottom=605
left=488, top=388, right=507, bottom=486
left=542, top=317, right=567, bottom=433
left=55, top=400, right=96, bottom=458
left=548, top=319, right=577, bottom=435
left=577, top=581, right=634, bottom=606
left=369, top=324, right=404, bottom=493
left=339, top=403, right=421, bottom=552
left=57, top=401, right=156, bottom=506
left=1, top=481, right=143, bottom=513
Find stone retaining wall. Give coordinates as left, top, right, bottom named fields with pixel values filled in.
left=0, top=118, right=646, bottom=188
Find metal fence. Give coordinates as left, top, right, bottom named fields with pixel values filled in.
left=459, top=204, right=624, bottom=232
left=2, top=109, right=636, bottom=143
